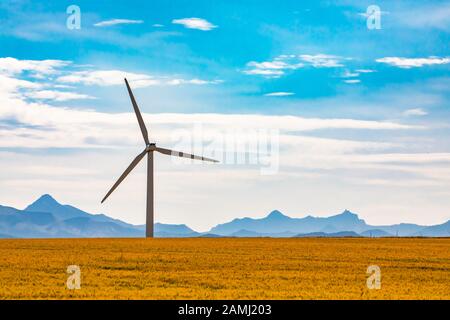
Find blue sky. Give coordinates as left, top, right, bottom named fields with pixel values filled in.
left=0, top=0, right=449, bottom=230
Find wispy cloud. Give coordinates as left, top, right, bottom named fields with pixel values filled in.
left=0, top=67, right=419, bottom=149
left=299, top=54, right=344, bottom=68
left=341, top=70, right=360, bottom=78
left=0, top=107, right=418, bottom=149
left=56, top=70, right=221, bottom=88
left=24, top=90, right=95, bottom=102
left=0, top=83, right=421, bottom=148
left=166, top=78, right=223, bottom=86
left=243, top=68, right=285, bottom=77
left=376, top=56, right=450, bottom=68
left=0, top=57, right=222, bottom=107
left=93, top=19, right=144, bottom=27
left=264, top=92, right=295, bottom=97
left=244, top=54, right=345, bottom=77
left=172, top=18, right=217, bottom=31
left=57, top=70, right=158, bottom=88
left=244, top=57, right=303, bottom=78
left=403, top=108, right=428, bottom=117
left=0, top=57, right=220, bottom=89
left=343, top=79, right=361, bottom=84
left=0, top=57, right=71, bottom=77
left=355, top=69, right=376, bottom=73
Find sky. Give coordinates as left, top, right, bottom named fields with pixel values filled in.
left=0, top=0, right=449, bottom=231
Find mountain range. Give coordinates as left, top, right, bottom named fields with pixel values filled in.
left=0, top=195, right=448, bottom=238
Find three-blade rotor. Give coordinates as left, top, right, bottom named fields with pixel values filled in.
left=101, top=78, right=218, bottom=204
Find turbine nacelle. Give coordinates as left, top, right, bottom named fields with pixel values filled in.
left=145, top=143, right=157, bottom=152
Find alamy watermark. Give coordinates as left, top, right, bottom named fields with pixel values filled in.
left=66, top=5, right=81, bottom=30
left=366, top=5, right=381, bottom=30
left=366, top=265, right=381, bottom=289
left=66, top=265, right=81, bottom=290
left=171, top=124, right=280, bottom=175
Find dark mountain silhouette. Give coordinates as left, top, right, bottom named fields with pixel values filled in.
left=210, top=209, right=368, bottom=235
left=208, top=209, right=448, bottom=237
left=414, top=220, right=450, bottom=237
left=26, top=194, right=132, bottom=228
left=154, top=223, right=197, bottom=235
left=0, top=195, right=196, bottom=238
left=154, top=224, right=199, bottom=237
left=0, top=195, right=448, bottom=238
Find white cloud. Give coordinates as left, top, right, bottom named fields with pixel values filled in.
left=0, top=57, right=71, bottom=76
left=243, top=69, right=285, bottom=77
left=248, top=61, right=296, bottom=70
left=0, top=74, right=42, bottom=93
left=349, top=153, right=450, bottom=164
left=343, top=79, right=361, bottom=84
left=166, top=78, right=223, bottom=86
left=376, top=56, right=450, bottom=68
left=172, top=18, right=217, bottom=31
left=152, top=24, right=164, bottom=28
left=57, top=70, right=158, bottom=88
left=24, top=90, right=95, bottom=102
left=341, top=70, right=359, bottom=78
left=0, top=57, right=221, bottom=91
left=56, top=70, right=220, bottom=88
left=264, top=92, right=295, bottom=97
left=93, top=19, right=144, bottom=27
left=0, top=90, right=420, bottom=149
left=299, top=54, right=344, bottom=68
left=355, top=69, right=376, bottom=73
left=244, top=57, right=303, bottom=78
left=53, top=84, right=75, bottom=89
left=244, top=54, right=345, bottom=77
left=403, top=108, right=428, bottom=117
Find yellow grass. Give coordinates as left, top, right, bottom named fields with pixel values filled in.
left=0, top=238, right=448, bottom=299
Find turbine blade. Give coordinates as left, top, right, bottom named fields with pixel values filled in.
left=156, top=147, right=219, bottom=163
left=101, top=149, right=148, bottom=203
left=125, top=78, right=150, bottom=145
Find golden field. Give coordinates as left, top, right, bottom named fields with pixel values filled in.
left=0, top=238, right=448, bottom=299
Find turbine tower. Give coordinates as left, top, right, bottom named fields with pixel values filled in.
left=101, top=78, right=218, bottom=238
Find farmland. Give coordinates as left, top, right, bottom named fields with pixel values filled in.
left=0, top=238, right=448, bottom=299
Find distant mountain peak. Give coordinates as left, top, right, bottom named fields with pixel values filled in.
left=25, top=194, right=88, bottom=220
left=36, top=193, right=58, bottom=202
left=33, top=194, right=59, bottom=206
left=266, top=210, right=288, bottom=219
left=332, top=210, right=360, bottom=220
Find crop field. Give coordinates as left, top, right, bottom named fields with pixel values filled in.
left=0, top=238, right=448, bottom=299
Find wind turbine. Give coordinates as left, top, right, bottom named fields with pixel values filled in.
left=101, top=78, right=218, bottom=238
